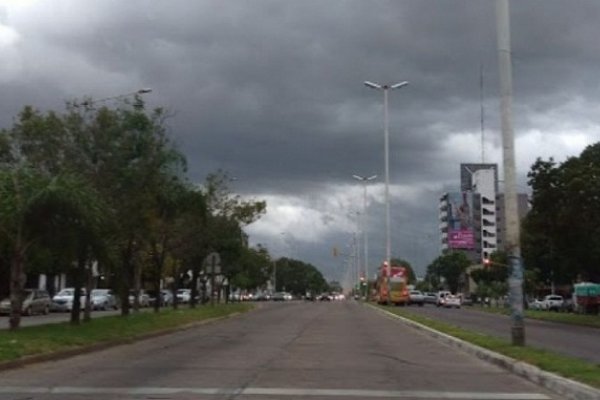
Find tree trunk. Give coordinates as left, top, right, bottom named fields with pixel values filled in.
left=119, top=240, right=134, bottom=317
left=70, top=253, right=86, bottom=325
left=9, top=251, right=26, bottom=330
left=190, top=268, right=199, bottom=309
left=83, top=260, right=93, bottom=322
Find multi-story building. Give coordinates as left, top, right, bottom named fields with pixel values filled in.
left=439, top=163, right=529, bottom=263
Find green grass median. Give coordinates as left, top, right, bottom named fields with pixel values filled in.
left=471, top=305, right=600, bottom=328
left=0, top=303, right=252, bottom=363
left=376, top=305, right=600, bottom=389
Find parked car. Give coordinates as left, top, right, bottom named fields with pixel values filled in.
left=528, top=298, right=544, bottom=310
left=0, top=289, right=51, bottom=315
left=436, top=290, right=452, bottom=307
left=408, top=290, right=424, bottom=306
left=541, top=294, right=564, bottom=311
left=443, top=294, right=461, bottom=308
left=128, top=290, right=150, bottom=307
left=51, top=288, right=87, bottom=312
left=272, top=292, right=286, bottom=301
left=91, top=289, right=118, bottom=310
left=283, top=292, right=293, bottom=301
left=423, top=292, right=437, bottom=304
left=176, top=289, right=191, bottom=304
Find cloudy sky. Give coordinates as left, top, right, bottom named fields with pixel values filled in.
left=1, top=1, right=599, bottom=285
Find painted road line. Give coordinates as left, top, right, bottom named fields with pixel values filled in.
left=0, top=386, right=551, bottom=399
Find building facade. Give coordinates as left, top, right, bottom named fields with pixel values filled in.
left=439, top=163, right=529, bottom=262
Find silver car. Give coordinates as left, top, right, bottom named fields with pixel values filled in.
left=0, top=289, right=51, bottom=316
left=51, top=288, right=87, bottom=312
left=91, top=289, right=119, bottom=310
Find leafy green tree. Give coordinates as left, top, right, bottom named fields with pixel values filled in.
left=523, top=143, right=600, bottom=284
left=274, top=257, right=328, bottom=295
left=425, top=252, right=471, bottom=293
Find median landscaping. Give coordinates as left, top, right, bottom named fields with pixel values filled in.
left=472, top=305, right=600, bottom=328
left=377, top=305, right=600, bottom=389
left=0, top=303, right=252, bottom=364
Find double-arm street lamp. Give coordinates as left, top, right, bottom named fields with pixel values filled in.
left=352, top=174, right=377, bottom=288
left=77, top=88, right=153, bottom=109
left=364, top=80, right=408, bottom=291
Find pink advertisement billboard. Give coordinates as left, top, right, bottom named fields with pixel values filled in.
left=448, top=192, right=475, bottom=249
left=448, top=229, right=475, bottom=249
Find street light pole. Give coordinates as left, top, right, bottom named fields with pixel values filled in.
left=364, top=80, right=408, bottom=301
left=496, top=0, right=525, bottom=346
left=353, top=174, right=377, bottom=293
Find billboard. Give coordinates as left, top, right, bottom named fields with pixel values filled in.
left=447, top=192, right=475, bottom=249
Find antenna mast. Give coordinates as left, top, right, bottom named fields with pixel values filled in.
left=480, top=63, right=485, bottom=163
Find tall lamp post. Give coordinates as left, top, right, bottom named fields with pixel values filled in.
left=364, top=80, right=408, bottom=300
left=496, top=0, right=525, bottom=346
left=352, top=174, right=377, bottom=293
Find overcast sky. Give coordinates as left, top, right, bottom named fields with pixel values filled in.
left=2, top=1, right=599, bottom=286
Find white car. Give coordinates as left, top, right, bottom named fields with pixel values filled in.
left=51, top=288, right=87, bottom=312
left=128, top=290, right=150, bottom=307
left=540, top=294, right=564, bottom=311
left=408, top=290, right=425, bottom=306
left=443, top=294, right=461, bottom=308
left=91, top=289, right=118, bottom=310
left=176, top=289, right=191, bottom=303
left=436, top=291, right=452, bottom=307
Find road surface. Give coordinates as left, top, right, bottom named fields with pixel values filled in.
left=404, top=305, right=600, bottom=363
left=0, top=301, right=557, bottom=400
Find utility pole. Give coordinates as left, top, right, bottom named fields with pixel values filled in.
left=496, top=0, right=525, bottom=346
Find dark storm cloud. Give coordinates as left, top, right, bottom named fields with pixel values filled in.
left=2, top=1, right=600, bottom=276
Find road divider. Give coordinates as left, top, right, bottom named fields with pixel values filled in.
left=366, top=303, right=600, bottom=400
left=0, top=304, right=253, bottom=371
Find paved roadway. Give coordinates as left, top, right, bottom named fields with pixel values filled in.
left=404, top=305, right=600, bottom=364
left=0, top=301, right=557, bottom=400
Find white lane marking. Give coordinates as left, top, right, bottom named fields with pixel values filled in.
left=0, top=386, right=551, bottom=399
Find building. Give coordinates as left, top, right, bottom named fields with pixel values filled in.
left=439, top=163, right=529, bottom=263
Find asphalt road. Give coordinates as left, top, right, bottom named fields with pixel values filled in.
left=0, top=309, right=124, bottom=329
left=0, top=301, right=557, bottom=400
left=404, top=305, right=600, bottom=364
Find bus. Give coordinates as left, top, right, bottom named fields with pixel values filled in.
left=374, top=263, right=409, bottom=306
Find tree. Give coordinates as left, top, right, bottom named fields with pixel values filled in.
left=470, top=251, right=509, bottom=300
left=424, top=252, right=471, bottom=293
left=274, top=257, right=328, bottom=295
left=523, top=143, right=600, bottom=284
left=0, top=168, right=101, bottom=329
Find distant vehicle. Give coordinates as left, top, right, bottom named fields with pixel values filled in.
left=573, top=282, right=600, bottom=314
left=129, top=290, right=150, bottom=307
left=160, top=290, right=174, bottom=306
left=272, top=292, right=286, bottom=301
left=374, top=264, right=409, bottom=306
left=423, top=292, right=437, bottom=304
left=51, top=288, right=87, bottom=312
left=318, top=293, right=332, bottom=301
left=283, top=292, right=293, bottom=301
left=443, top=294, right=461, bottom=308
left=176, top=289, right=191, bottom=304
left=436, top=291, right=452, bottom=307
left=528, top=298, right=544, bottom=310
left=91, top=289, right=118, bottom=310
left=408, top=290, right=424, bottom=306
left=541, top=294, right=564, bottom=311
left=0, top=289, right=51, bottom=316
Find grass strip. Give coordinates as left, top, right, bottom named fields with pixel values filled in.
left=378, top=305, right=600, bottom=389
left=470, top=305, right=600, bottom=328
left=0, top=303, right=252, bottom=362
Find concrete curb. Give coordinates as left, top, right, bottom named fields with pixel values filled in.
left=366, top=303, right=600, bottom=400
left=0, top=307, right=251, bottom=372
